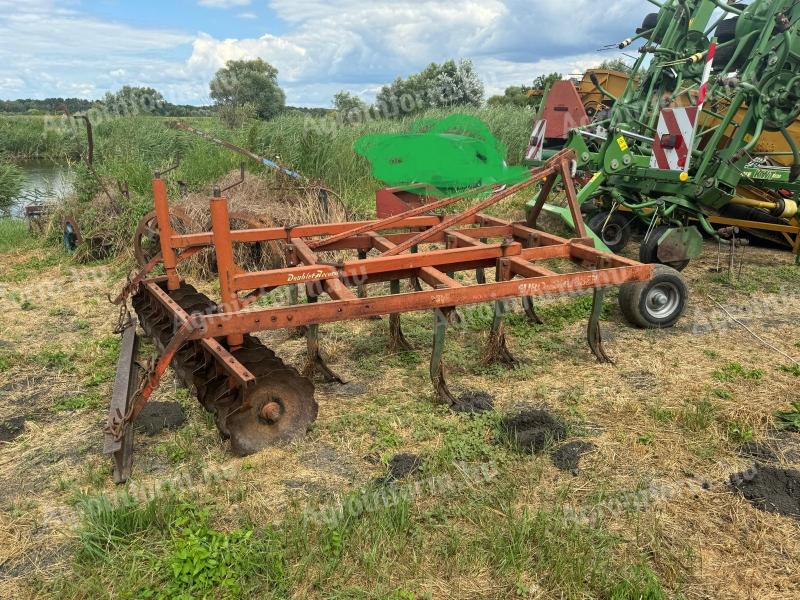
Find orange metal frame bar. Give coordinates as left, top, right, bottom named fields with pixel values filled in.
left=149, top=149, right=652, bottom=347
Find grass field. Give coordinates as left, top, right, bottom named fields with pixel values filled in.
left=1, top=108, right=798, bottom=599
left=1, top=210, right=799, bottom=598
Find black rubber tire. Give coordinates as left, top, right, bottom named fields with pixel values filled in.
left=712, top=42, right=744, bottom=73
left=715, top=17, right=738, bottom=43
left=639, top=226, right=690, bottom=271
left=619, top=265, right=689, bottom=329
left=638, top=12, right=659, bottom=34
left=587, top=211, right=632, bottom=253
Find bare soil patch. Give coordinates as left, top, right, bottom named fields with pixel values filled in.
left=501, top=408, right=567, bottom=453
left=729, top=465, right=800, bottom=520
left=0, top=416, right=25, bottom=442
left=134, top=401, right=186, bottom=436
left=551, top=440, right=596, bottom=472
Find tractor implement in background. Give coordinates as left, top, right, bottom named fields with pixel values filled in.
left=523, top=0, right=800, bottom=267
left=106, top=148, right=685, bottom=481
left=169, top=121, right=302, bottom=180
left=168, top=120, right=339, bottom=222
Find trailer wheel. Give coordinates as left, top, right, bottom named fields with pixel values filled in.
left=588, top=211, right=631, bottom=253
left=619, top=265, right=688, bottom=329
left=63, top=217, right=82, bottom=253
left=639, top=226, right=690, bottom=271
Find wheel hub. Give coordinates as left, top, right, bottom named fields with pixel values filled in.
left=645, top=283, right=680, bottom=319
left=260, top=401, right=283, bottom=423
left=602, top=224, right=623, bottom=246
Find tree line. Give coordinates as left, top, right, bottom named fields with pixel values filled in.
left=0, top=94, right=214, bottom=117
left=1, top=56, right=631, bottom=124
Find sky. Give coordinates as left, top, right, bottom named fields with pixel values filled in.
left=0, top=0, right=646, bottom=108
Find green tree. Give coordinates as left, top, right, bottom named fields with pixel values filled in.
left=531, top=72, right=563, bottom=91
left=103, top=86, right=166, bottom=116
left=598, top=58, right=632, bottom=73
left=333, top=91, right=367, bottom=123
left=210, top=59, right=286, bottom=121
left=487, top=85, right=539, bottom=108
left=375, top=59, right=484, bottom=118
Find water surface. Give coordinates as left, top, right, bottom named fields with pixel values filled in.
left=10, top=160, right=74, bottom=217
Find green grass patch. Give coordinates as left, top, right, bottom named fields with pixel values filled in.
left=722, top=420, right=755, bottom=444
left=780, top=363, right=800, bottom=377
left=54, top=392, right=103, bottom=412
left=713, top=362, right=764, bottom=383
left=0, top=249, right=66, bottom=282
left=34, top=347, right=76, bottom=371
left=0, top=218, right=32, bottom=251
left=0, top=350, right=17, bottom=372
left=75, top=493, right=181, bottom=562
left=680, top=400, right=716, bottom=431
left=711, top=388, right=732, bottom=400
left=49, top=461, right=681, bottom=600
left=775, top=402, right=800, bottom=432
left=649, top=403, right=675, bottom=423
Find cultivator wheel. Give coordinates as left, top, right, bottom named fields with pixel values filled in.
left=131, top=282, right=317, bottom=455
left=134, top=207, right=199, bottom=267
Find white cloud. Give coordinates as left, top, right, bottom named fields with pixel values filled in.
left=184, top=0, right=644, bottom=106
left=198, top=0, right=251, bottom=8
left=0, top=0, right=647, bottom=106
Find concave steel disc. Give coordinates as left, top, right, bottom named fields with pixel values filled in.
left=225, top=371, right=317, bottom=456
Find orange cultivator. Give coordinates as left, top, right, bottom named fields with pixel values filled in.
left=105, top=149, right=656, bottom=482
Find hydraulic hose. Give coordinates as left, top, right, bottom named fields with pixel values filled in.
left=781, top=126, right=800, bottom=182
left=709, top=0, right=743, bottom=15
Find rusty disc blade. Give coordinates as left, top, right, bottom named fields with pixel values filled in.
left=225, top=371, right=317, bottom=456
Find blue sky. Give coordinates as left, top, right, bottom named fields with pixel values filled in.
left=0, top=0, right=645, bottom=107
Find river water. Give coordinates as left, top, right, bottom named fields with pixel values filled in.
left=9, top=160, right=74, bottom=217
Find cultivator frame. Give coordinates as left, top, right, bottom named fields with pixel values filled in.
left=106, top=149, right=654, bottom=480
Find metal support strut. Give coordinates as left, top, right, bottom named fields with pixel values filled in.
left=484, top=299, right=519, bottom=367
left=389, top=280, right=413, bottom=351
left=304, top=294, right=345, bottom=383
left=286, top=283, right=307, bottom=339
left=430, top=307, right=457, bottom=405
left=587, top=288, right=613, bottom=364
left=521, top=296, right=544, bottom=325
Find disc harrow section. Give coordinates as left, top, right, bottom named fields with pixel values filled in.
left=131, top=283, right=317, bottom=455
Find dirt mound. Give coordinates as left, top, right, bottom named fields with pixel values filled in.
left=134, top=402, right=186, bottom=436
left=739, top=441, right=779, bottom=463
left=728, top=465, right=800, bottom=520
left=387, top=453, right=423, bottom=480
left=552, top=441, right=596, bottom=472
left=0, top=416, right=25, bottom=442
left=451, top=391, right=494, bottom=414
left=501, top=409, right=567, bottom=454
